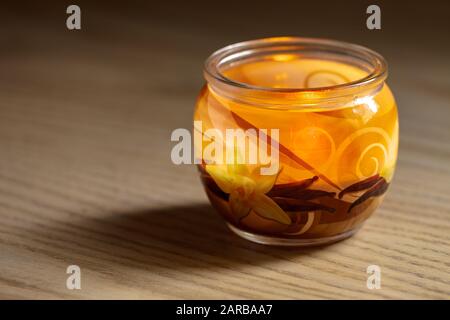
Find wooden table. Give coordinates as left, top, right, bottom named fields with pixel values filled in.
left=0, top=2, right=449, bottom=299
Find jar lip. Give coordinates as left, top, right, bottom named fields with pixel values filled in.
left=204, top=36, right=388, bottom=94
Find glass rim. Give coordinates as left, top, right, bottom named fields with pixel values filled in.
left=204, top=36, right=388, bottom=94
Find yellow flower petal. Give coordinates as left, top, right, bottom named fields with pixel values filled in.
left=250, top=194, right=291, bottom=225
left=255, top=174, right=278, bottom=194
left=206, top=165, right=255, bottom=194
left=205, top=165, right=235, bottom=193
left=229, top=191, right=251, bottom=220
left=229, top=164, right=250, bottom=176
left=251, top=167, right=281, bottom=194
left=224, top=144, right=249, bottom=176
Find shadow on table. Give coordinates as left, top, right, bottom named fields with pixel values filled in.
left=41, top=203, right=342, bottom=272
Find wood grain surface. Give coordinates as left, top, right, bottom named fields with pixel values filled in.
left=0, top=1, right=449, bottom=299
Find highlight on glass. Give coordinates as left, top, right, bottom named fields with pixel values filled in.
left=194, top=37, right=398, bottom=246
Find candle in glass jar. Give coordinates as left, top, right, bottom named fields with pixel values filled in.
left=194, top=37, right=398, bottom=246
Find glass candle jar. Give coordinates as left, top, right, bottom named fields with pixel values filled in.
left=194, top=37, right=398, bottom=246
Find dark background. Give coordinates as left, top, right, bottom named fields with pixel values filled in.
left=2, top=0, right=450, bottom=90
left=2, top=1, right=449, bottom=129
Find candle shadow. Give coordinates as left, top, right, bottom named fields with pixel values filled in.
left=37, top=203, right=339, bottom=273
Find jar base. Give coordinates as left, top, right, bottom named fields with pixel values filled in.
left=227, top=223, right=360, bottom=247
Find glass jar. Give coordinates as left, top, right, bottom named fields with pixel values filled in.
left=194, top=37, right=398, bottom=246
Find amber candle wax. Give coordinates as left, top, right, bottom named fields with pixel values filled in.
left=194, top=37, right=398, bottom=246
